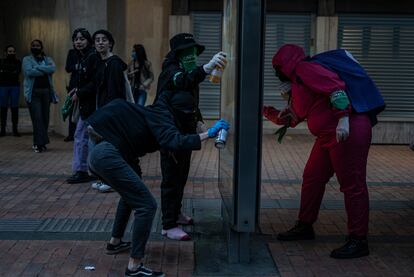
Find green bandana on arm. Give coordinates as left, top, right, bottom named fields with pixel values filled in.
left=178, top=47, right=197, bottom=72
left=330, top=90, right=350, bottom=110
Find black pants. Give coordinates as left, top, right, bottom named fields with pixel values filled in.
left=89, top=141, right=155, bottom=259
left=29, top=89, right=50, bottom=146
left=160, top=149, right=192, bottom=229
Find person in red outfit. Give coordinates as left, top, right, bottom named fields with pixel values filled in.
left=263, top=44, right=372, bottom=259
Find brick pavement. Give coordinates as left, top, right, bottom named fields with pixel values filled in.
left=0, top=132, right=413, bottom=276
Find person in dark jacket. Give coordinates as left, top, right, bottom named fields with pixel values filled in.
left=0, top=45, right=22, bottom=137
left=66, top=28, right=100, bottom=184
left=155, top=32, right=227, bottom=240
left=89, top=29, right=130, bottom=192
left=87, top=90, right=229, bottom=277
left=93, top=29, right=128, bottom=108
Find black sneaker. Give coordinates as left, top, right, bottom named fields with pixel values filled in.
left=125, top=264, right=165, bottom=277
left=106, top=240, right=132, bottom=255
left=330, top=236, right=369, bottom=259
left=32, top=145, right=42, bottom=153
left=67, top=171, right=94, bottom=184
left=277, top=221, right=315, bottom=241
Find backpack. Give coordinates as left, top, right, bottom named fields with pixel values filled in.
left=308, top=49, right=385, bottom=125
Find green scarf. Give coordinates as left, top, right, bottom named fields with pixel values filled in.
left=178, top=47, right=197, bottom=72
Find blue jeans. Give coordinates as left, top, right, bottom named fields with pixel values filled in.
left=133, top=89, right=147, bottom=106
left=0, top=86, right=20, bottom=107
left=72, top=118, right=89, bottom=172
left=88, top=141, right=157, bottom=258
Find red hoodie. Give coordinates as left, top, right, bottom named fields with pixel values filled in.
left=273, top=44, right=349, bottom=147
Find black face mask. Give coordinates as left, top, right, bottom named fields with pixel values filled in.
left=274, top=67, right=290, bottom=83
left=31, top=48, right=42, bottom=56
left=6, top=54, right=16, bottom=60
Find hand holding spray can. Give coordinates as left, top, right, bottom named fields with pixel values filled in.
left=215, top=129, right=228, bottom=149
left=209, top=53, right=227, bottom=84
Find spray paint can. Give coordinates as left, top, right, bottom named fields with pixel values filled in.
left=209, top=66, right=223, bottom=84
left=215, top=129, right=228, bottom=149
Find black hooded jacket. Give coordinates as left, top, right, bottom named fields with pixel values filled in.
left=87, top=91, right=201, bottom=164
left=65, top=47, right=100, bottom=119
left=155, top=50, right=207, bottom=132
left=95, top=55, right=128, bottom=108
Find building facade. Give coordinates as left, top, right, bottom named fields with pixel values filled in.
left=0, top=0, right=413, bottom=143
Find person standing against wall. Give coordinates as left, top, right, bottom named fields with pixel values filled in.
left=156, top=33, right=227, bottom=240
left=127, top=44, right=154, bottom=105
left=66, top=28, right=100, bottom=184
left=22, top=39, right=57, bottom=153
left=0, top=45, right=21, bottom=137
left=89, top=29, right=131, bottom=192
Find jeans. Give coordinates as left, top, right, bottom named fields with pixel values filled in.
left=28, top=89, right=50, bottom=146
left=133, top=89, right=147, bottom=106
left=88, top=141, right=157, bottom=258
left=160, top=149, right=192, bottom=229
left=72, top=118, right=89, bottom=172
left=0, top=86, right=20, bottom=107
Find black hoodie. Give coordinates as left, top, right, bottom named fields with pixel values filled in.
left=95, top=55, right=128, bottom=108
left=155, top=50, right=207, bottom=131
left=66, top=47, right=100, bottom=119
left=87, top=91, right=201, bottom=163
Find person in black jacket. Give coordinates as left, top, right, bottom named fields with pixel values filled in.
left=85, top=29, right=130, bottom=192
left=155, top=33, right=227, bottom=240
left=92, top=29, right=128, bottom=108
left=87, top=90, right=229, bottom=277
left=65, top=28, right=100, bottom=184
left=0, top=45, right=22, bottom=137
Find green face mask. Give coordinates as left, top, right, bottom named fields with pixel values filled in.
left=178, top=47, right=197, bottom=72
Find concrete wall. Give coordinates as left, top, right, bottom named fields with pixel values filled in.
left=0, top=0, right=73, bottom=135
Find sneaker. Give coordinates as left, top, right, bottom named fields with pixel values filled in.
left=330, top=236, right=369, bottom=259
left=67, top=171, right=94, bottom=184
left=91, top=181, right=113, bottom=193
left=125, top=263, right=165, bottom=277
left=161, top=227, right=191, bottom=241
left=106, top=240, right=132, bottom=255
left=277, top=221, right=315, bottom=241
left=32, top=145, right=42, bottom=153
left=176, top=213, right=194, bottom=225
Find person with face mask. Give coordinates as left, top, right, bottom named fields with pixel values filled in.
left=65, top=28, right=100, bottom=184
left=0, top=45, right=22, bottom=137
left=127, top=44, right=154, bottom=105
left=263, top=44, right=374, bottom=259
left=22, top=39, right=57, bottom=153
left=154, top=33, right=227, bottom=240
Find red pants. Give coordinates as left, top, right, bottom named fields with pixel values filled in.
left=298, top=114, right=372, bottom=236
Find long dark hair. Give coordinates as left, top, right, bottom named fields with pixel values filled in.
left=72, top=28, right=93, bottom=45
left=133, top=44, right=150, bottom=78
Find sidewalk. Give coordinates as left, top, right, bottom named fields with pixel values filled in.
left=0, top=131, right=413, bottom=276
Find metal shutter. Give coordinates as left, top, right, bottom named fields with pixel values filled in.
left=193, top=12, right=222, bottom=119
left=264, top=14, right=312, bottom=109
left=338, top=15, right=414, bottom=120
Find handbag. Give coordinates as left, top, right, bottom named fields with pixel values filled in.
left=61, top=95, right=73, bottom=121
left=71, top=99, right=80, bottom=124
left=124, top=71, right=135, bottom=103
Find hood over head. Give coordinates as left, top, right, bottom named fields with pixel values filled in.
left=272, top=44, right=306, bottom=80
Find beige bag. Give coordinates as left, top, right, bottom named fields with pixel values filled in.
left=71, top=99, right=80, bottom=124
left=124, top=71, right=135, bottom=103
